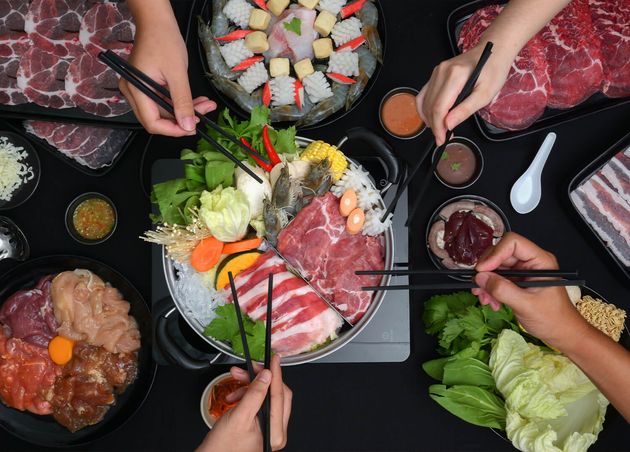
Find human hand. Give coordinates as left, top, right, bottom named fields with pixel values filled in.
left=471, top=232, right=590, bottom=351
left=197, top=355, right=292, bottom=452
left=120, top=8, right=216, bottom=136
left=416, top=42, right=513, bottom=145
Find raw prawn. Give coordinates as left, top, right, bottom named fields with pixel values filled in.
left=356, top=0, right=382, bottom=63
left=302, top=158, right=333, bottom=197
left=270, top=97, right=314, bottom=122
left=263, top=199, right=288, bottom=246
left=345, top=45, right=376, bottom=110
left=210, top=0, right=230, bottom=36
left=272, top=165, right=302, bottom=215
left=295, top=83, right=349, bottom=127
left=210, top=74, right=263, bottom=112
left=199, top=20, right=237, bottom=80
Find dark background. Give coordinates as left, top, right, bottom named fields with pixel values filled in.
left=1, top=0, right=629, bottom=450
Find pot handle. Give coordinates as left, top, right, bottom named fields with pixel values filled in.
left=338, top=127, right=401, bottom=193
left=156, top=306, right=222, bottom=370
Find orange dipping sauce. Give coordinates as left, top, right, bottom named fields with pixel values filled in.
left=208, top=377, right=248, bottom=420
left=380, top=91, right=425, bottom=138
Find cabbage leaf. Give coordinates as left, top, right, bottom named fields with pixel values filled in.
left=199, top=186, right=251, bottom=242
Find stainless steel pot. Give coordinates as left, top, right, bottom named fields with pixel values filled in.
left=156, top=127, right=401, bottom=367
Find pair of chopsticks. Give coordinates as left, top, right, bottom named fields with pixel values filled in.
left=382, top=42, right=495, bottom=224
left=98, top=50, right=269, bottom=184
left=357, top=268, right=584, bottom=291
left=228, top=271, right=273, bottom=452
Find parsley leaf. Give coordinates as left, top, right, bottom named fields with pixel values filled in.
left=450, top=162, right=462, bottom=172
left=204, top=304, right=267, bottom=361
left=283, top=18, right=302, bottom=35
left=440, top=150, right=449, bottom=160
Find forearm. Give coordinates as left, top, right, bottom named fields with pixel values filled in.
left=561, top=323, right=630, bottom=422
left=128, top=0, right=180, bottom=30
left=478, top=0, right=572, bottom=60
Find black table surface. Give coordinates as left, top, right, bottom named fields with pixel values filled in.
left=1, top=0, right=629, bottom=450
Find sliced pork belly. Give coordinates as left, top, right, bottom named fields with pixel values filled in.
left=599, top=149, right=630, bottom=205
left=225, top=251, right=342, bottom=357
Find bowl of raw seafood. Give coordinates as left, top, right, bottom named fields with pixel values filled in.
left=198, top=0, right=386, bottom=128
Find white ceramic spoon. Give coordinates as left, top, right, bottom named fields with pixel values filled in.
left=510, top=132, right=557, bottom=214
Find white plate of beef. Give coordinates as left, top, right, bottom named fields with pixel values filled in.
left=447, top=0, right=630, bottom=142
left=568, top=131, right=630, bottom=280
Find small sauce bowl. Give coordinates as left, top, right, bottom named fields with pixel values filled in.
left=432, top=136, right=483, bottom=190
left=65, top=192, right=117, bottom=245
left=379, top=87, right=426, bottom=140
left=200, top=372, right=248, bottom=429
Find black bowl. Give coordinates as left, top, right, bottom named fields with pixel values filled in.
left=0, top=131, right=41, bottom=211
left=65, top=193, right=118, bottom=245
left=378, top=87, right=426, bottom=140
left=431, top=136, right=484, bottom=190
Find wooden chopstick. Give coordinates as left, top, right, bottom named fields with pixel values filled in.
left=98, top=51, right=263, bottom=184
left=101, top=51, right=270, bottom=166
left=405, top=42, right=494, bottom=227
left=356, top=269, right=579, bottom=278
left=263, top=273, right=273, bottom=452
left=228, top=272, right=265, bottom=429
left=362, top=279, right=586, bottom=291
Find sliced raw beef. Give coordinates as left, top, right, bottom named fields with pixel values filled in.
left=225, top=251, right=342, bottom=357
left=80, top=1, right=135, bottom=57
left=541, top=0, right=603, bottom=108
left=277, top=193, right=385, bottom=324
left=24, top=120, right=132, bottom=169
left=0, top=57, right=26, bottom=104
left=0, top=0, right=29, bottom=33
left=17, top=47, right=75, bottom=108
left=24, top=0, right=88, bottom=59
left=589, top=0, right=630, bottom=97
left=65, top=50, right=130, bottom=117
left=459, top=5, right=550, bottom=131
left=0, top=30, right=28, bottom=58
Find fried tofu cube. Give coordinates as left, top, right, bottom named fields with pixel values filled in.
left=270, top=57, right=290, bottom=77
left=249, top=9, right=271, bottom=30
left=297, top=0, right=319, bottom=9
left=312, top=38, right=333, bottom=59
left=314, top=10, right=336, bottom=37
left=294, top=58, right=315, bottom=81
left=267, top=0, right=290, bottom=16
left=245, top=31, right=269, bottom=53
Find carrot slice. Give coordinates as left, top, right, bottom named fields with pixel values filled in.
left=222, top=237, right=263, bottom=255
left=48, top=336, right=74, bottom=365
left=191, top=236, right=224, bottom=272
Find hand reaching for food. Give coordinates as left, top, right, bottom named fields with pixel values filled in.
left=471, top=232, right=591, bottom=351
left=124, top=0, right=216, bottom=137
left=197, top=355, right=292, bottom=452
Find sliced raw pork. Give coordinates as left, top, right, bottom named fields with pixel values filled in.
left=17, top=47, right=75, bottom=108
left=0, top=57, right=26, bottom=104
left=277, top=193, right=385, bottom=324
left=24, top=0, right=88, bottom=59
left=459, top=5, right=550, bottom=131
left=589, top=0, right=630, bottom=97
left=65, top=50, right=130, bottom=117
left=225, top=251, right=342, bottom=357
left=79, top=1, right=135, bottom=57
left=541, top=0, right=603, bottom=108
left=266, top=5, right=317, bottom=63
left=24, top=120, right=132, bottom=169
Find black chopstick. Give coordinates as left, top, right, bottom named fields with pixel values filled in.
left=356, top=269, right=579, bottom=278
left=405, top=42, right=494, bottom=227
left=98, top=51, right=263, bottom=183
left=263, top=273, right=273, bottom=452
left=362, top=279, right=585, bottom=291
left=101, top=51, right=270, bottom=165
left=228, top=272, right=265, bottom=430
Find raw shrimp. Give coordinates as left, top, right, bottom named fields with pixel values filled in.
left=199, top=21, right=237, bottom=80
left=270, top=97, right=314, bottom=122
left=302, top=158, right=333, bottom=197
left=263, top=199, right=287, bottom=246
left=295, top=83, right=349, bottom=127
left=210, top=74, right=263, bottom=112
left=271, top=165, right=302, bottom=215
left=356, top=0, right=382, bottom=63
left=345, top=45, right=376, bottom=110
left=210, top=0, right=230, bottom=36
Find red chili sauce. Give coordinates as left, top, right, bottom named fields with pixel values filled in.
left=381, top=92, right=424, bottom=138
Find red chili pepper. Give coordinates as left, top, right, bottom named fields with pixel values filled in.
left=326, top=72, right=357, bottom=84
left=262, top=125, right=282, bottom=166
left=231, top=55, right=264, bottom=72
left=253, top=0, right=268, bottom=11
left=336, top=35, right=366, bottom=52
left=262, top=81, right=271, bottom=107
left=294, top=79, right=304, bottom=111
left=215, top=29, right=255, bottom=42
left=341, top=0, right=368, bottom=18
left=240, top=137, right=273, bottom=171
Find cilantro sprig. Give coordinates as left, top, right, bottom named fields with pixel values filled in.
left=204, top=304, right=266, bottom=361
left=283, top=17, right=302, bottom=35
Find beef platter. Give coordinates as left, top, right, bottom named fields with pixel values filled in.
left=448, top=0, right=630, bottom=140
left=144, top=108, right=394, bottom=364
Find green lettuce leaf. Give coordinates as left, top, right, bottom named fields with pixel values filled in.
left=204, top=304, right=266, bottom=361
left=429, top=384, right=506, bottom=429
left=199, top=186, right=251, bottom=242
